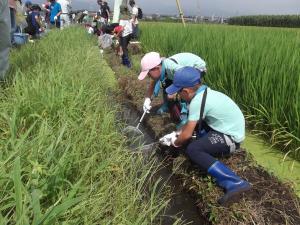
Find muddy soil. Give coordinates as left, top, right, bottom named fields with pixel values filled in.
left=105, top=46, right=300, bottom=225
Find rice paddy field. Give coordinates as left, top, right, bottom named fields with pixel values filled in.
left=2, top=21, right=300, bottom=224
left=140, top=22, right=300, bottom=160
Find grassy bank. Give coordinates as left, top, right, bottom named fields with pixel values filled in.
left=0, top=27, right=168, bottom=224
left=140, top=22, right=300, bottom=159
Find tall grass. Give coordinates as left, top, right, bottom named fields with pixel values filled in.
left=0, top=27, right=168, bottom=224
left=140, top=22, right=300, bottom=159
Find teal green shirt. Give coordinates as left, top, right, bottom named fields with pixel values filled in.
left=162, top=52, right=206, bottom=81
left=188, top=87, right=245, bottom=143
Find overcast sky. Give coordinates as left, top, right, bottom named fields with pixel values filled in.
left=37, top=0, right=300, bottom=16
left=74, top=0, right=300, bottom=16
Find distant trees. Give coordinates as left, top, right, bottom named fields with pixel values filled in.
left=228, top=15, right=300, bottom=28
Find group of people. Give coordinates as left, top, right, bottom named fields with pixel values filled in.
left=0, top=0, right=72, bottom=80
left=138, top=52, right=251, bottom=205
left=93, top=0, right=140, bottom=68
left=25, top=0, right=71, bottom=33
left=111, top=0, right=140, bottom=68
left=1, top=0, right=251, bottom=205
left=7, top=0, right=71, bottom=40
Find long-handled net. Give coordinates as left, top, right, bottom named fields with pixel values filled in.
left=122, top=110, right=147, bottom=149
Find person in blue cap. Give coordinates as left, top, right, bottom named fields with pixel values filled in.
left=159, top=66, right=251, bottom=205
left=138, top=52, right=206, bottom=128
left=25, top=0, right=33, bottom=15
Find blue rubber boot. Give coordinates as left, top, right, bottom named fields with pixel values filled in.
left=208, top=161, right=251, bottom=205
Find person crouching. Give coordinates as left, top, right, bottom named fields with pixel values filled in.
left=159, top=66, right=251, bottom=206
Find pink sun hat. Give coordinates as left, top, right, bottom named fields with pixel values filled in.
left=138, top=52, right=162, bottom=80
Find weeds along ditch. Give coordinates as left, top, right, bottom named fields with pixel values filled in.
left=140, top=22, right=300, bottom=160
left=104, top=43, right=300, bottom=224
left=118, top=102, right=208, bottom=225
left=0, top=27, right=177, bottom=225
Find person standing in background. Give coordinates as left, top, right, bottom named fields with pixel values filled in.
left=113, top=5, right=133, bottom=68
left=97, top=0, right=110, bottom=24
left=129, top=0, right=139, bottom=39
left=0, top=0, right=11, bottom=80
left=42, top=0, right=51, bottom=27
left=49, top=0, right=62, bottom=28
left=57, top=0, right=71, bottom=29
left=8, top=0, right=17, bottom=43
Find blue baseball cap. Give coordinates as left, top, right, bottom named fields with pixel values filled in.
left=166, top=66, right=202, bottom=95
left=25, top=1, right=32, bottom=7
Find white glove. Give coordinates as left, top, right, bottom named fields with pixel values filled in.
left=143, top=97, right=152, bottom=113
left=159, top=131, right=178, bottom=147
left=54, top=16, right=58, bottom=21
left=108, top=18, right=111, bottom=23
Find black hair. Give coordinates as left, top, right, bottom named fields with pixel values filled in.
left=31, top=4, right=41, bottom=11
left=129, top=0, right=135, bottom=6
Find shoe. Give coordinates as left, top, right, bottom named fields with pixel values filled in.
left=207, top=161, right=251, bottom=206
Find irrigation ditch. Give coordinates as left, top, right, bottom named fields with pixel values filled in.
left=103, top=44, right=300, bottom=224
left=119, top=102, right=208, bottom=224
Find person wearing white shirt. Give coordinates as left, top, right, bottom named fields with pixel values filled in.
left=114, top=6, right=133, bottom=68
left=129, top=0, right=139, bottom=39
left=57, top=0, right=71, bottom=29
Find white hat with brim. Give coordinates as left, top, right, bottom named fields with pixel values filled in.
left=138, top=52, right=162, bottom=80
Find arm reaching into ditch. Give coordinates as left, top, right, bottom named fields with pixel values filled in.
left=143, top=80, right=156, bottom=113
left=160, top=121, right=197, bottom=147
left=174, top=121, right=197, bottom=147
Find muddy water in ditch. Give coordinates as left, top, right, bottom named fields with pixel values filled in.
left=120, top=103, right=208, bottom=225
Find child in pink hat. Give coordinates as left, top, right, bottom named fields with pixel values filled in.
left=139, top=52, right=207, bottom=128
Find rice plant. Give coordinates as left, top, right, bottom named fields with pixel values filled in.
left=140, top=22, right=300, bottom=159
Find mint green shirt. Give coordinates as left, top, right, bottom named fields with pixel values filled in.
left=163, top=53, right=206, bottom=80
left=188, top=87, right=245, bottom=143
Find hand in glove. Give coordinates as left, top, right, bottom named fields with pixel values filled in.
left=159, top=131, right=178, bottom=147
left=54, top=16, right=58, bottom=21
left=143, top=97, right=152, bottom=113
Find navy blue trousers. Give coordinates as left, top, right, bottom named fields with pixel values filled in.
left=120, top=33, right=132, bottom=61
left=186, top=130, right=231, bottom=171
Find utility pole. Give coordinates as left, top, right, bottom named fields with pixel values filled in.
left=175, top=0, right=186, bottom=27
left=112, top=0, right=128, bottom=23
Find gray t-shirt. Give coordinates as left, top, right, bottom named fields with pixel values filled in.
left=0, top=0, right=11, bottom=80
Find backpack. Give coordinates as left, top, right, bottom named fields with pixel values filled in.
left=137, top=7, right=143, bottom=19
